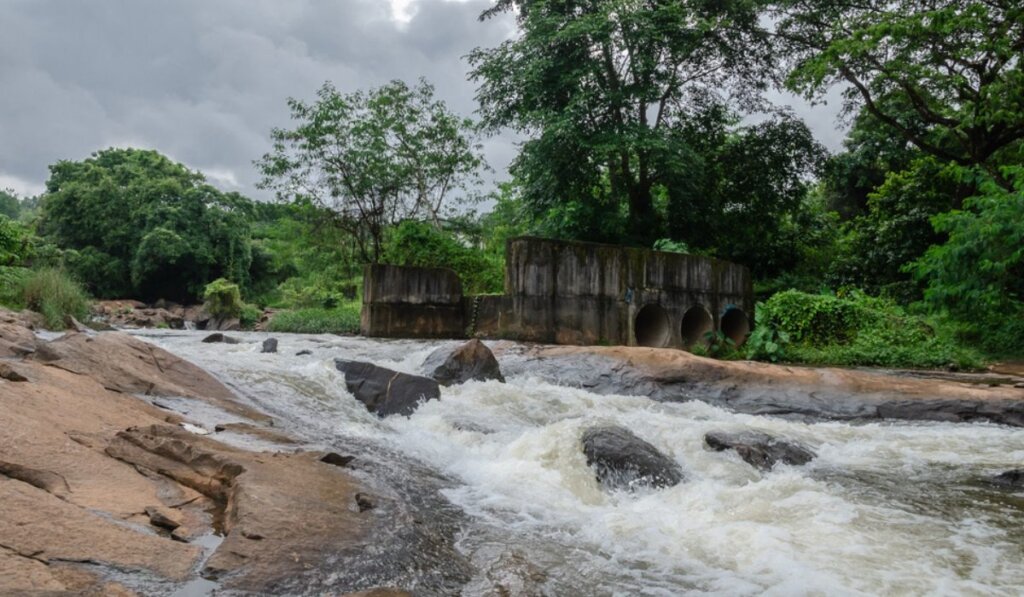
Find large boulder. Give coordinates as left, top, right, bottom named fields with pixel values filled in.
left=704, top=430, right=815, bottom=471
left=580, top=426, right=683, bottom=490
left=335, top=360, right=441, bottom=417
left=261, top=338, right=278, bottom=354
left=202, top=332, right=241, bottom=344
left=422, top=339, right=505, bottom=386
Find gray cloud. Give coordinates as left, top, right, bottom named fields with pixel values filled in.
left=0, top=0, right=841, bottom=200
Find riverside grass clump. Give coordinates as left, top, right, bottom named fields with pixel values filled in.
left=266, top=302, right=361, bottom=335
left=753, top=289, right=984, bottom=370
left=2, top=267, right=91, bottom=329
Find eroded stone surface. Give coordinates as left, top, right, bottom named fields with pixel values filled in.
left=581, top=426, right=683, bottom=490
left=704, top=430, right=815, bottom=471
left=335, top=359, right=441, bottom=417
left=422, top=339, right=505, bottom=386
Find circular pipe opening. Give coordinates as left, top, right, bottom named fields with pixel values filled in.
left=680, top=305, right=714, bottom=349
left=635, top=304, right=671, bottom=348
left=720, top=307, right=751, bottom=346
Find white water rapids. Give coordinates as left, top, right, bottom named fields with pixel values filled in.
left=138, top=330, right=1024, bottom=596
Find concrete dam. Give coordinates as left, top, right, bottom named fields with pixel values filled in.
left=361, top=237, right=754, bottom=349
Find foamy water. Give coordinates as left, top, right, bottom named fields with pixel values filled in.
left=138, top=330, right=1024, bottom=596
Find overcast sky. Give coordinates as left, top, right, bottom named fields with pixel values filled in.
left=0, top=0, right=846, bottom=200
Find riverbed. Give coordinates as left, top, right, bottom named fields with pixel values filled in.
left=138, top=330, right=1024, bottom=596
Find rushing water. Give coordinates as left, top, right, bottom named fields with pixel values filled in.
left=136, top=330, right=1024, bottom=596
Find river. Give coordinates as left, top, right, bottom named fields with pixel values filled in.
left=137, top=330, right=1024, bottom=596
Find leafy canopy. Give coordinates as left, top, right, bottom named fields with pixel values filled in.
left=257, top=79, right=486, bottom=263
left=39, top=148, right=253, bottom=302
left=777, top=0, right=1024, bottom=172
left=469, top=0, right=775, bottom=244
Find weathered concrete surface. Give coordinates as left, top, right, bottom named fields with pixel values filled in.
left=500, top=344, right=1024, bottom=427
left=491, top=237, right=754, bottom=348
left=362, top=264, right=466, bottom=339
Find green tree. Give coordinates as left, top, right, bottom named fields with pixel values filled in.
left=469, top=0, right=775, bottom=245
left=777, top=0, right=1024, bottom=176
left=39, top=148, right=253, bottom=302
left=0, top=190, right=20, bottom=220
left=257, top=79, right=486, bottom=263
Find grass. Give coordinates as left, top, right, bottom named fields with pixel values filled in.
left=265, top=302, right=361, bottom=335
left=1, top=266, right=91, bottom=329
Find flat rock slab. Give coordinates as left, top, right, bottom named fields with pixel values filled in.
left=505, top=345, right=1024, bottom=427
left=335, top=359, right=440, bottom=417
left=422, top=339, right=505, bottom=386
left=704, top=430, right=815, bottom=471
left=581, top=426, right=683, bottom=490
left=31, top=331, right=269, bottom=423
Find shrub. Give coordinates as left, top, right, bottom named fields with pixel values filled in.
left=265, top=304, right=361, bottom=335
left=382, top=220, right=503, bottom=294
left=745, top=309, right=791, bottom=363
left=16, top=268, right=91, bottom=329
left=240, top=303, right=262, bottom=329
left=203, top=278, right=243, bottom=320
left=755, top=289, right=983, bottom=370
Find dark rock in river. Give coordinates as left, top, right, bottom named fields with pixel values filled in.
left=704, top=430, right=815, bottom=471
left=422, top=339, right=505, bottom=386
left=202, top=332, right=241, bottom=344
left=988, top=469, right=1024, bottom=489
left=581, top=426, right=683, bottom=490
left=335, top=359, right=441, bottom=417
left=261, top=338, right=278, bottom=353
left=296, top=349, right=313, bottom=356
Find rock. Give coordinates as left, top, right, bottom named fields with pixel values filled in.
left=0, top=461, right=71, bottom=498
left=422, top=339, right=505, bottom=386
left=296, top=349, right=313, bottom=356
left=213, top=422, right=296, bottom=445
left=503, top=345, right=1024, bottom=427
left=580, top=426, right=683, bottom=490
left=261, top=338, right=278, bottom=353
left=212, top=317, right=241, bottom=332
left=321, top=453, right=355, bottom=468
left=145, top=505, right=184, bottom=530
left=342, top=590, right=412, bottom=597
left=86, top=320, right=116, bottom=332
left=988, top=469, right=1024, bottom=489
left=0, top=311, right=37, bottom=358
left=0, top=362, right=30, bottom=382
left=202, top=332, right=241, bottom=344
left=704, top=430, right=816, bottom=471
left=335, top=360, right=441, bottom=417
left=1015, top=382, right=1024, bottom=389
left=65, top=316, right=92, bottom=333
left=30, top=331, right=269, bottom=423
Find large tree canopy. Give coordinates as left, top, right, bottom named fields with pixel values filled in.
left=776, top=0, right=1024, bottom=173
left=39, top=148, right=253, bottom=302
left=257, top=78, right=486, bottom=263
left=469, top=0, right=775, bottom=244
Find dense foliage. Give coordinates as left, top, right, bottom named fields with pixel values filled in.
left=257, top=79, right=485, bottom=263
left=38, top=148, right=253, bottom=302
left=382, top=220, right=503, bottom=294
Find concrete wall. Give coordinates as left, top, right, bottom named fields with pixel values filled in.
left=361, top=264, right=466, bottom=338
left=362, top=237, right=754, bottom=349
left=476, top=237, right=753, bottom=348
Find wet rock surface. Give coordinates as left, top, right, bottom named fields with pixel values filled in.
left=581, top=426, right=683, bottom=490
left=422, top=339, right=505, bottom=386
left=262, top=337, right=279, bottom=353
left=335, top=359, right=441, bottom=417
left=202, top=332, right=241, bottom=344
left=704, top=430, right=816, bottom=471
left=989, top=469, right=1024, bottom=489
left=502, top=345, right=1024, bottom=427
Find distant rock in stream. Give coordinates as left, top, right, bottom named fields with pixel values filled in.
left=704, top=430, right=815, bottom=471
left=335, top=359, right=440, bottom=417
left=988, top=469, right=1024, bottom=489
left=261, top=338, right=278, bottom=353
left=581, top=426, right=683, bottom=490
left=202, top=332, right=241, bottom=344
left=422, top=339, right=505, bottom=386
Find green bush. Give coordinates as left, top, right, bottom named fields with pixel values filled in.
left=745, top=309, right=791, bottom=363
left=382, top=220, right=503, bottom=294
left=0, top=215, right=31, bottom=266
left=240, top=303, right=262, bottom=329
left=756, top=289, right=983, bottom=370
left=13, top=268, right=91, bottom=329
left=203, top=278, right=243, bottom=320
left=265, top=304, right=361, bottom=335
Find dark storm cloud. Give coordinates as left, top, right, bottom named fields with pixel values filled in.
left=0, top=0, right=840, bottom=199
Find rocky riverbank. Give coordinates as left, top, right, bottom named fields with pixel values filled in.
left=499, top=344, right=1024, bottom=427
left=0, top=310, right=453, bottom=595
